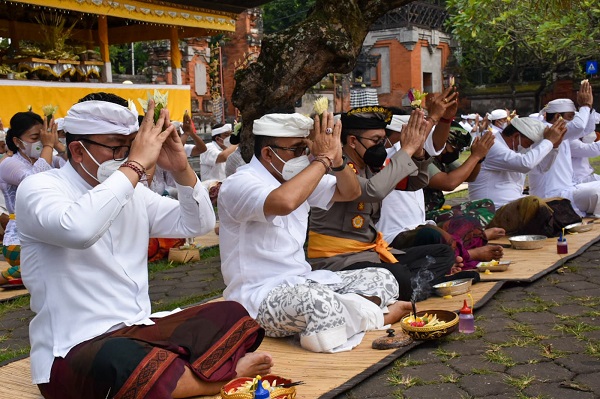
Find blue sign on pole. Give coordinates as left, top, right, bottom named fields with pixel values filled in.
left=586, top=61, right=598, bottom=75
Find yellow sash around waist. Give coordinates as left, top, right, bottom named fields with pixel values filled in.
left=307, top=231, right=398, bottom=263
left=8, top=213, right=15, bottom=220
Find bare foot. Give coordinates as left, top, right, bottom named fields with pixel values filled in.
left=468, top=245, right=503, bottom=261
left=450, top=255, right=464, bottom=274
left=485, top=227, right=505, bottom=241
left=384, top=301, right=412, bottom=325
left=235, top=352, right=273, bottom=378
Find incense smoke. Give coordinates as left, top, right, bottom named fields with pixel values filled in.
left=410, top=255, right=435, bottom=302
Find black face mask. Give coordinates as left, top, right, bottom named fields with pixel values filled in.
left=439, top=151, right=460, bottom=164
left=358, top=140, right=388, bottom=171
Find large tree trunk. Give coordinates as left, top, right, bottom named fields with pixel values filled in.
left=233, top=0, right=414, bottom=162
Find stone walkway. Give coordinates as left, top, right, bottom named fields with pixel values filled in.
left=1, top=238, right=600, bottom=399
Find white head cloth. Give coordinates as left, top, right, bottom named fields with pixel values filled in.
left=489, top=109, right=508, bottom=121
left=511, top=117, right=545, bottom=143
left=64, top=101, right=139, bottom=135
left=386, top=115, right=410, bottom=133
left=212, top=124, right=232, bottom=136
left=545, top=99, right=576, bottom=114
left=55, top=118, right=64, bottom=131
left=253, top=113, right=313, bottom=138
left=0, top=131, right=5, bottom=142
left=461, top=113, right=477, bottom=120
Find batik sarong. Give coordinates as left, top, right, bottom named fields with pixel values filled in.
left=426, top=199, right=496, bottom=227
left=256, top=268, right=398, bottom=352
left=38, top=301, right=264, bottom=399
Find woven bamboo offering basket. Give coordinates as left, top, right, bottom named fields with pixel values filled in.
left=221, top=375, right=296, bottom=399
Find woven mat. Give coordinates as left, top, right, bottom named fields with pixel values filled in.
left=0, top=282, right=504, bottom=399
left=481, top=224, right=600, bottom=282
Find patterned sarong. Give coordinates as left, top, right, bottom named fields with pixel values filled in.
left=426, top=199, right=496, bottom=227
left=1, top=245, right=20, bottom=280
left=38, top=301, right=264, bottom=399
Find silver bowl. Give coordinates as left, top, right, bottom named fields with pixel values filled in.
left=433, top=278, right=472, bottom=296
left=565, top=222, right=593, bottom=233
left=508, top=235, right=547, bottom=250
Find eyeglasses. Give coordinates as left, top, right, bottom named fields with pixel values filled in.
left=79, top=138, right=130, bottom=161
left=354, top=135, right=386, bottom=146
left=269, top=145, right=309, bottom=157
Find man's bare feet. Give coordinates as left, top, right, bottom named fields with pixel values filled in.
left=384, top=301, right=413, bottom=325
left=485, top=227, right=505, bottom=241
left=235, top=352, right=274, bottom=378
left=450, top=255, right=464, bottom=274
left=468, top=245, right=503, bottom=262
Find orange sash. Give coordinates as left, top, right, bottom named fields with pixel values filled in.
left=307, top=231, right=398, bottom=263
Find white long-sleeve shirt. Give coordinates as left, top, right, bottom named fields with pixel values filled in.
left=469, top=131, right=556, bottom=207
left=17, top=162, right=215, bottom=384
left=218, top=156, right=340, bottom=318
left=200, top=141, right=227, bottom=181
left=0, top=152, right=62, bottom=245
left=571, top=138, right=600, bottom=184
left=529, top=107, right=594, bottom=201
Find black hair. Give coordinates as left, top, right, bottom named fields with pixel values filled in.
left=501, top=124, right=519, bottom=137
left=341, top=128, right=363, bottom=145
left=65, top=92, right=130, bottom=159
left=254, top=135, right=277, bottom=159
left=6, top=112, right=44, bottom=153
left=77, top=92, right=128, bottom=108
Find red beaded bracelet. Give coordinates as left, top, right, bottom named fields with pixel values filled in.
left=121, top=162, right=147, bottom=181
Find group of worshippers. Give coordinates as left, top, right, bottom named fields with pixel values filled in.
left=469, top=80, right=598, bottom=235
left=5, top=82, right=597, bottom=397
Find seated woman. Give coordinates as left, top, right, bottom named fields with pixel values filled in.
left=0, top=112, right=63, bottom=284
left=381, top=122, right=504, bottom=271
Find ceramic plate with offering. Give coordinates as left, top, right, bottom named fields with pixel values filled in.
left=565, top=222, right=593, bottom=233
left=400, top=310, right=459, bottom=340
left=508, top=235, right=546, bottom=250
left=476, top=260, right=511, bottom=272
left=432, top=278, right=472, bottom=297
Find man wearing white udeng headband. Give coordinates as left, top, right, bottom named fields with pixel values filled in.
left=17, top=92, right=271, bottom=398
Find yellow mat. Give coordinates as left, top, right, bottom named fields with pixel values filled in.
left=0, top=281, right=503, bottom=399
left=481, top=226, right=600, bottom=282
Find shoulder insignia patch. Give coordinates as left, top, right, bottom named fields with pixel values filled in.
left=352, top=215, right=365, bottom=229
left=357, top=202, right=365, bottom=211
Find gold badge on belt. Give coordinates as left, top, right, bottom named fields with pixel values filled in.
left=352, top=215, right=365, bottom=229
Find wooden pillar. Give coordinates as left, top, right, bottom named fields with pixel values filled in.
left=8, top=20, right=20, bottom=52
left=98, top=15, right=112, bottom=83
left=170, top=27, right=182, bottom=85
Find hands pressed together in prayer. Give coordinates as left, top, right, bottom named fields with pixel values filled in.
left=470, top=131, right=494, bottom=161
left=577, top=80, right=594, bottom=108
left=426, top=86, right=459, bottom=125
left=398, top=108, right=429, bottom=159
left=311, top=111, right=343, bottom=168
left=544, top=118, right=568, bottom=148
left=128, top=100, right=196, bottom=186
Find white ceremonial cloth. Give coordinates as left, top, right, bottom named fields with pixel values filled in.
left=0, top=152, right=62, bottom=245
left=377, top=132, right=442, bottom=242
left=16, top=162, right=215, bottom=384
left=218, top=156, right=340, bottom=318
left=468, top=131, right=555, bottom=207
left=529, top=107, right=594, bottom=212
left=200, top=141, right=227, bottom=181
left=571, top=138, right=600, bottom=184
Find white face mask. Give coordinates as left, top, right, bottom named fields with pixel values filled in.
left=222, top=136, right=231, bottom=148
left=499, top=122, right=508, bottom=130
left=19, top=139, right=43, bottom=159
left=58, top=137, right=67, bottom=145
left=514, top=135, right=527, bottom=154
left=269, top=147, right=310, bottom=181
left=79, top=142, right=126, bottom=183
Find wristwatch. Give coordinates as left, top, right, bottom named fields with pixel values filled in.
left=331, top=158, right=347, bottom=172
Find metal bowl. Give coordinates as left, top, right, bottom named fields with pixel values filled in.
left=565, top=222, right=593, bottom=233
left=432, top=278, right=472, bottom=297
left=400, top=310, right=459, bottom=340
left=508, top=235, right=547, bottom=250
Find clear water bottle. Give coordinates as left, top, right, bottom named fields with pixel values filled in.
left=459, top=299, right=475, bottom=334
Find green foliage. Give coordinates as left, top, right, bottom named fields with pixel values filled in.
left=446, top=0, right=600, bottom=87
left=262, top=0, right=316, bottom=34
left=109, top=42, right=149, bottom=75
